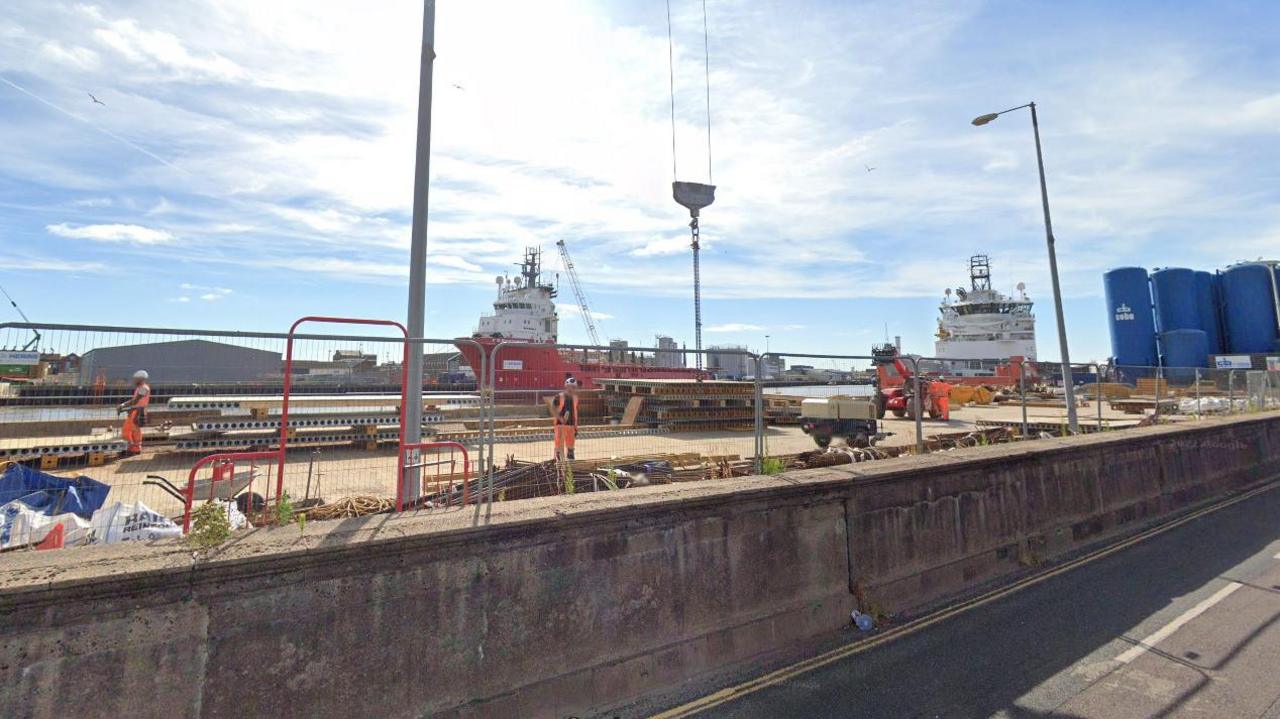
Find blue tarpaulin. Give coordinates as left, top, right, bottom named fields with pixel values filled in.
left=0, top=464, right=110, bottom=518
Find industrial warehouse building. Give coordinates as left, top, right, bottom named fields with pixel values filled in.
left=78, top=340, right=282, bottom=384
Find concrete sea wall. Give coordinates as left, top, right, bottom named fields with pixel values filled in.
left=1, top=413, right=1277, bottom=718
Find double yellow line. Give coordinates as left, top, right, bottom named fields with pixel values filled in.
left=651, top=479, right=1280, bottom=718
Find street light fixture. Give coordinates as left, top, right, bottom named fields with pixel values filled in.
left=971, top=101, right=1079, bottom=433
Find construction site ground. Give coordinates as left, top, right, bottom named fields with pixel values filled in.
left=43, top=399, right=1164, bottom=519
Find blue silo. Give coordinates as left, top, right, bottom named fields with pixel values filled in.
left=1194, top=270, right=1223, bottom=354
left=1221, top=262, right=1280, bottom=354
left=1104, top=267, right=1158, bottom=368
left=1159, top=329, right=1210, bottom=375
left=1150, top=267, right=1200, bottom=332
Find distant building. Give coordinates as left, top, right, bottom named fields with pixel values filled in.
left=655, top=335, right=684, bottom=368
left=608, top=339, right=629, bottom=363
left=708, top=344, right=751, bottom=379
left=40, top=353, right=80, bottom=375
left=422, top=351, right=472, bottom=380
left=332, top=349, right=378, bottom=368
left=782, top=364, right=854, bottom=383
left=79, top=340, right=281, bottom=384
left=761, top=354, right=785, bottom=379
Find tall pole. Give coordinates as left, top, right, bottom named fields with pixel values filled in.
left=691, top=218, right=703, bottom=370
left=404, top=0, right=437, bottom=498
left=1029, top=102, right=1079, bottom=433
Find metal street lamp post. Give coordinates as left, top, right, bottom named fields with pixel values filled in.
left=404, top=1, right=437, bottom=496
left=972, top=102, right=1079, bottom=433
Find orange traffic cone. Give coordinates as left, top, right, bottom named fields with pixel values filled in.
left=36, top=524, right=65, bottom=551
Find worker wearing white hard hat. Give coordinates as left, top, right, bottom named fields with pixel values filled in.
left=118, top=369, right=152, bottom=454
left=553, top=376, right=580, bottom=461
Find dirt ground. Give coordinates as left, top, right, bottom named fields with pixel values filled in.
left=43, top=398, right=1156, bottom=518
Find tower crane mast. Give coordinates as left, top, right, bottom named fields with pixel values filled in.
left=555, top=239, right=602, bottom=347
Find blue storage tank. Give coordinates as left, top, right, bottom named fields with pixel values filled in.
left=1103, top=267, right=1158, bottom=368
left=1221, top=262, right=1280, bottom=354
left=1194, top=270, right=1223, bottom=354
left=1150, top=267, right=1200, bottom=332
left=1160, top=329, right=1209, bottom=374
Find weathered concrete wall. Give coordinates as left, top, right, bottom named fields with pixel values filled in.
left=1, top=413, right=1277, bottom=719
left=850, top=417, right=1279, bottom=614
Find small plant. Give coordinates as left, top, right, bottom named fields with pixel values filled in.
left=272, top=492, right=307, bottom=534
left=275, top=491, right=296, bottom=526
left=761, top=456, right=786, bottom=475
left=187, top=501, right=231, bottom=549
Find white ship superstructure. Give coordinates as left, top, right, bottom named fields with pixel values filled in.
left=935, top=255, right=1037, bottom=366
left=474, top=247, right=558, bottom=342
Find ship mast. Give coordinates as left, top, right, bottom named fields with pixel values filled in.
left=970, top=254, right=991, bottom=291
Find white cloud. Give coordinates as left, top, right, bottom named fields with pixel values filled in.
left=46, top=223, right=173, bottom=244
left=706, top=323, right=764, bottom=333
left=557, top=303, right=614, bottom=321
left=0, top=256, right=106, bottom=272
left=630, top=235, right=694, bottom=257
left=86, top=9, right=246, bottom=82
left=178, top=283, right=232, bottom=301
left=70, top=197, right=113, bottom=208
left=38, top=41, right=99, bottom=70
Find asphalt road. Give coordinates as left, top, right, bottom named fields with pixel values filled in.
left=672, top=482, right=1280, bottom=719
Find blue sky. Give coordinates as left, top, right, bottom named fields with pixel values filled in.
left=1, top=0, right=1277, bottom=363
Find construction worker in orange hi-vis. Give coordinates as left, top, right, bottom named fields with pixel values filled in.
left=553, top=376, right=581, bottom=461
left=929, top=379, right=952, bottom=421
left=118, top=369, right=151, bottom=454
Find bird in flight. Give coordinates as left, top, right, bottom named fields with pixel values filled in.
left=88, top=92, right=105, bottom=106
left=451, top=83, right=465, bottom=90
left=864, top=164, right=876, bottom=173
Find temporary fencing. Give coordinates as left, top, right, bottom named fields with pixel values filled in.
left=760, top=351, right=924, bottom=456
left=0, top=321, right=474, bottom=531
left=4, top=318, right=1276, bottom=551
left=480, top=341, right=765, bottom=500
left=1110, top=364, right=1280, bottom=419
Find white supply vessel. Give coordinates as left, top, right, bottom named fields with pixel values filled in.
left=934, top=255, right=1037, bottom=373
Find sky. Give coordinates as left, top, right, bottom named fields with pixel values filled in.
left=1, top=0, right=1278, bottom=365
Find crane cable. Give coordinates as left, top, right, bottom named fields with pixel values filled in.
left=665, top=0, right=714, bottom=184
left=701, top=0, right=712, bottom=184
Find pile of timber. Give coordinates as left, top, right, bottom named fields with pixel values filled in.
left=1083, top=382, right=1134, bottom=399
left=1135, top=378, right=1168, bottom=396
left=598, top=379, right=755, bottom=432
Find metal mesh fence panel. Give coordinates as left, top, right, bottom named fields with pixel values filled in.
left=475, top=342, right=763, bottom=501
left=0, top=322, right=482, bottom=547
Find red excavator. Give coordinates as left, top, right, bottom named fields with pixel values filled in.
left=871, top=344, right=951, bottom=421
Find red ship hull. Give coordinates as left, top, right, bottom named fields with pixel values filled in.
left=455, top=338, right=707, bottom=390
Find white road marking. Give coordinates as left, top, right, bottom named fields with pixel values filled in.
left=1116, top=582, right=1243, bottom=664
